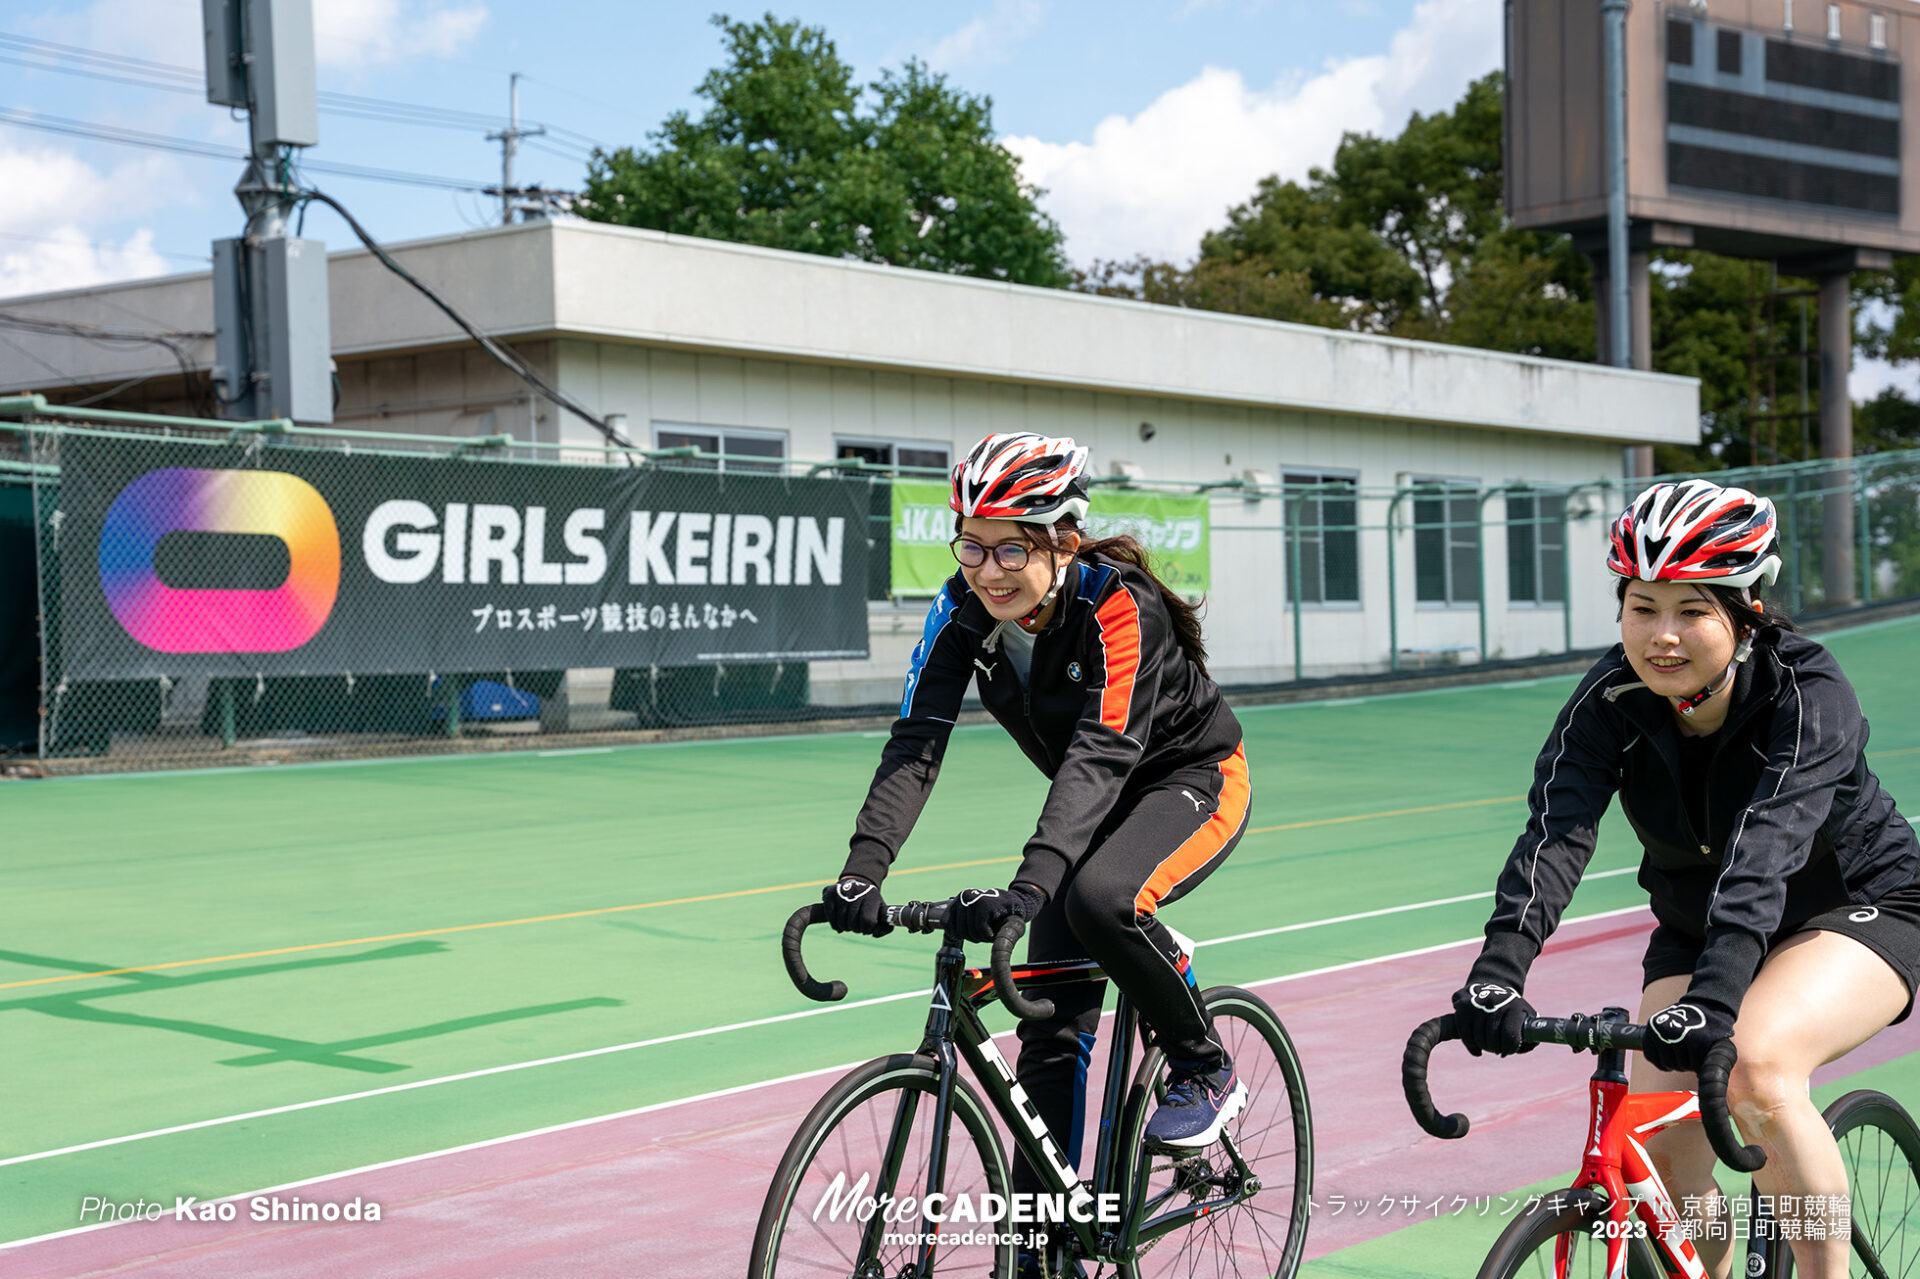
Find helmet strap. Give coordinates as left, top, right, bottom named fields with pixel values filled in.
left=1018, top=559, right=1072, bottom=629
left=1674, top=633, right=1754, bottom=717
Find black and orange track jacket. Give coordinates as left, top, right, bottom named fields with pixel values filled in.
left=1471, top=628, right=1918, bottom=1015
left=841, top=552, right=1243, bottom=901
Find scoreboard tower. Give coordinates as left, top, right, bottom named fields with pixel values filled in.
left=1507, top=0, right=1920, bottom=604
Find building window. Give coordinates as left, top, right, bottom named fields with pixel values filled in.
left=1784, top=0, right=1794, bottom=31
left=836, top=440, right=953, bottom=600
left=652, top=423, right=787, bottom=473
left=1282, top=471, right=1359, bottom=604
left=1506, top=488, right=1566, bottom=606
left=1717, top=29, right=1743, bottom=74
left=1871, top=12, right=1888, bottom=49
left=1668, top=16, right=1695, bottom=64
left=1829, top=3, right=1842, bottom=40
left=835, top=438, right=952, bottom=474
left=1413, top=478, right=1480, bottom=606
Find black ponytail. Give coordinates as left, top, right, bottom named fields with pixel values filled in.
left=1026, top=516, right=1211, bottom=677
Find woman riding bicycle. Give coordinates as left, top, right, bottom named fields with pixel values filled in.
left=821, top=432, right=1252, bottom=1218
left=1450, top=478, right=1920, bottom=1277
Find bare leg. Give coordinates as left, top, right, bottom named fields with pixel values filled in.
left=1725, top=931, right=1907, bottom=1277
left=1635, top=932, right=1908, bottom=1279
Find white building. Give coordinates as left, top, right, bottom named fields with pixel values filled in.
left=0, top=219, right=1699, bottom=699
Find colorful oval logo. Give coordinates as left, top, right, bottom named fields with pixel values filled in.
left=99, top=468, right=341, bottom=653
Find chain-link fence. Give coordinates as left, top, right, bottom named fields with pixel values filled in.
left=3, top=395, right=1917, bottom=774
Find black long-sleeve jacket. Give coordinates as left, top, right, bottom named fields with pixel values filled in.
left=841, top=554, right=1243, bottom=900
left=1471, top=628, right=1917, bottom=1014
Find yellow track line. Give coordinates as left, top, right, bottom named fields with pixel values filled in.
left=13, top=748, right=1916, bottom=993
left=1246, top=793, right=1525, bottom=834
left=0, top=856, right=1019, bottom=992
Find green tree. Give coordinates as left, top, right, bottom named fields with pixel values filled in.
left=1079, top=74, right=1600, bottom=358
left=578, top=14, right=1068, bottom=286
left=1077, top=71, right=1917, bottom=471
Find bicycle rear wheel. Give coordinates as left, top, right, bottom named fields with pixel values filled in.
left=1115, top=986, right=1313, bottom=1279
left=1475, top=1191, right=1664, bottom=1279
left=1767, top=1088, right=1920, bottom=1278
left=749, top=1052, right=1016, bottom=1279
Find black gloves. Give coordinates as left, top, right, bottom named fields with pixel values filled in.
left=949, top=882, right=1048, bottom=943
left=1452, top=981, right=1538, bottom=1057
left=1641, top=998, right=1737, bottom=1075
left=822, top=875, right=892, bottom=937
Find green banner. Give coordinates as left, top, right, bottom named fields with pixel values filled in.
left=890, top=482, right=1209, bottom=596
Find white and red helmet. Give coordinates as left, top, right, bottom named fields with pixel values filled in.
left=1607, top=479, right=1782, bottom=590
left=951, top=433, right=1091, bottom=524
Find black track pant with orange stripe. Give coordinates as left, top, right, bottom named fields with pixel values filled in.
left=1010, top=743, right=1251, bottom=1197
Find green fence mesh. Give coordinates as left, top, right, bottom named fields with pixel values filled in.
left=2, top=399, right=1916, bottom=774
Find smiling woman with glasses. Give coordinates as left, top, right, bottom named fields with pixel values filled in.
left=818, top=431, right=1258, bottom=1275
left=950, top=534, right=1035, bottom=572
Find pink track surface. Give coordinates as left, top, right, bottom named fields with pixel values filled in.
left=13, top=909, right=1920, bottom=1278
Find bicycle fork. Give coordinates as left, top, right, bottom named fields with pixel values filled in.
left=1571, top=1043, right=1713, bottom=1279
left=864, top=940, right=971, bottom=1279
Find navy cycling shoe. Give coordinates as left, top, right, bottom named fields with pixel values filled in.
left=1143, top=1056, right=1245, bottom=1150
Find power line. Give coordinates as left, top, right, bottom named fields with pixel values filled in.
left=0, top=228, right=207, bottom=265
left=297, top=187, right=630, bottom=455
left=0, top=312, right=215, bottom=413
left=0, top=107, right=236, bottom=161
left=0, top=30, right=615, bottom=150
left=0, top=107, right=496, bottom=192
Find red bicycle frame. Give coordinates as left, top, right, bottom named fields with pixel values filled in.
left=1565, top=1077, right=1711, bottom=1279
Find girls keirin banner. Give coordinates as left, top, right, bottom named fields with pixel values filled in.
left=52, top=435, right=872, bottom=680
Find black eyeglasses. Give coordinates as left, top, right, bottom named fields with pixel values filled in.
left=950, top=537, right=1032, bottom=571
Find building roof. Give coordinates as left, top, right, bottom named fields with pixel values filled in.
left=0, top=218, right=1699, bottom=444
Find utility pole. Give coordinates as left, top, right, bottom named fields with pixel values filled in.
left=202, top=0, right=332, bottom=423
left=487, top=73, right=545, bottom=225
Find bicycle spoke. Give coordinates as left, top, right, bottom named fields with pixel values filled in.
left=1124, top=998, right=1306, bottom=1279
left=757, top=1067, right=1007, bottom=1279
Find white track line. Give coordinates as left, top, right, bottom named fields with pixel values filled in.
left=44, top=613, right=1913, bottom=784
left=0, top=903, right=1655, bottom=1255
left=0, top=876, right=1640, bottom=1172
left=1196, top=867, right=1633, bottom=947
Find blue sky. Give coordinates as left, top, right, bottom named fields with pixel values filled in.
left=0, top=0, right=1496, bottom=289
left=0, top=0, right=1910, bottom=396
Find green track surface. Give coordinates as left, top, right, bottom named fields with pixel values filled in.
left=2, top=619, right=1917, bottom=1256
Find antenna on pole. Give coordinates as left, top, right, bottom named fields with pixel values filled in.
left=203, top=0, right=332, bottom=423
left=486, top=73, right=546, bottom=224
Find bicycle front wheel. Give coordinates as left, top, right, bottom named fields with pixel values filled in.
left=1475, top=1192, right=1664, bottom=1279
left=1768, top=1088, right=1920, bottom=1279
left=1116, top=986, right=1313, bottom=1279
left=749, top=1052, right=1015, bottom=1279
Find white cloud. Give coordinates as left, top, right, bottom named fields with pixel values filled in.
left=926, top=0, right=1044, bottom=70
left=314, top=0, right=490, bottom=68
left=0, top=142, right=183, bottom=299
left=0, top=141, right=184, bottom=236
left=1003, top=0, right=1499, bottom=263
left=0, top=227, right=169, bottom=301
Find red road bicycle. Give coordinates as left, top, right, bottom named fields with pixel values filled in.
left=1402, top=1007, right=1920, bottom=1278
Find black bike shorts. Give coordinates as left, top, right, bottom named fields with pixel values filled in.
left=1642, top=878, right=1920, bottom=1024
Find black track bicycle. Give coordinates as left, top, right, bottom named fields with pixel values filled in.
left=749, top=898, right=1314, bottom=1278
